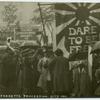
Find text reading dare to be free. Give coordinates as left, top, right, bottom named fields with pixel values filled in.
left=67, top=26, right=99, bottom=53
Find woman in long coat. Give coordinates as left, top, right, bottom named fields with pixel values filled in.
left=37, top=51, right=50, bottom=93
left=1, top=47, right=17, bottom=94
left=49, top=49, right=73, bottom=96
left=72, top=65, right=80, bottom=97
left=79, top=62, right=91, bottom=97
left=17, top=48, right=40, bottom=95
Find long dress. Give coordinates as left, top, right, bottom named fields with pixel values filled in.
left=49, top=56, right=73, bottom=95
left=37, top=57, right=50, bottom=92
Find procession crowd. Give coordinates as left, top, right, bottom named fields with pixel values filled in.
left=0, top=43, right=99, bottom=98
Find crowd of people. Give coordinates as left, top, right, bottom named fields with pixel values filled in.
left=0, top=42, right=100, bottom=98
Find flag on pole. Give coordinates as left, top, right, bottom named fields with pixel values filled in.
left=54, top=3, right=100, bottom=58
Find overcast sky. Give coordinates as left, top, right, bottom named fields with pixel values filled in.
left=0, top=2, right=53, bottom=43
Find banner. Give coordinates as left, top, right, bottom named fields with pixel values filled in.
left=65, top=25, right=99, bottom=53
left=55, top=3, right=100, bottom=58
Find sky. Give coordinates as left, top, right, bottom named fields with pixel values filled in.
left=0, top=2, right=54, bottom=43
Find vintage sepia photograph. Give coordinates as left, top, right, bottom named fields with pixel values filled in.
left=0, top=2, right=99, bottom=98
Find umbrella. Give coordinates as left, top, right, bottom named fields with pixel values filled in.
left=19, top=41, right=40, bottom=57
left=10, top=41, right=20, bottom=49
left=91, top=41, right=100, bottom=54
left=20, top=41, right=40, bottom=49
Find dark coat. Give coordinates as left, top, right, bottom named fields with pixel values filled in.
left=73, top=67, right=80, bottom=96
left=17, top=57, right=39, bottom=94
left=49, top=56, right=73, bottom=93
left=1, top=52, right=17, bottom=88
left=80, top=69, right=91, bottom=97
left=79, top=64, right=91, bottom=97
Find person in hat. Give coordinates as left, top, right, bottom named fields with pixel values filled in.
left=37, top=49, right=50, bottom=94
left=79, top=60, right=91, bottom=97
left=1, top=46, right=17, bottom=94
left=48, top=48, right=73, bottom=96
left=17, top=48, right=40, bottom=95
left=93, top=54, right=100, bottom=96
left=6, top=37, right=11, bottom=47
left=6, top=37, right=15, bottom=53
left=71, top=61, right=81, bottom=97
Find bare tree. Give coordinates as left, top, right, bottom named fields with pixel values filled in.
left=2, top=3, right=18, bottom=35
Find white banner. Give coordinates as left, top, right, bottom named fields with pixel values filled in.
left=88, top=45, right=93, bottom=80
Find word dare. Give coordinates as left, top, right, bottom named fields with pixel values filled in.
left=66, top=26, right=99, bottom=53
left=69, top=26, right=97, bottom=36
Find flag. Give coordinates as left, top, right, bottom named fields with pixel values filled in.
left=54, top=3, right=100, bottom=58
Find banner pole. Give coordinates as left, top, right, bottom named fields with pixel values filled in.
left=88, top=45, right=93, bottom=81
left=38, top=3, right=47, bottom=46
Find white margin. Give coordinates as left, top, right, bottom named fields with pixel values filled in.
left=0, top=0, right=100, bottom=3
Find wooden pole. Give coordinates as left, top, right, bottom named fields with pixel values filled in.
left=38, top=3, right=48, bottom=46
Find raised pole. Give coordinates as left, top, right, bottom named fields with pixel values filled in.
left=38, top=3, right=48, bottom=46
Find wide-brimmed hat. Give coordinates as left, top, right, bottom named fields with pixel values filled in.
left=54, top=48, right=63, bottom=56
